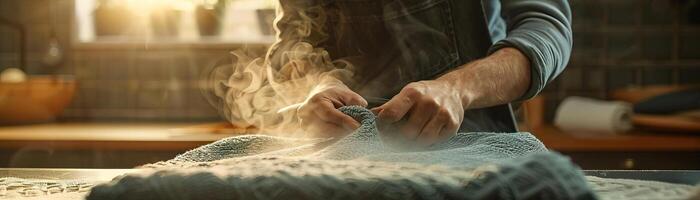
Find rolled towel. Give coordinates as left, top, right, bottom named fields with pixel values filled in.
left=554, top=96, right=633, bottom=134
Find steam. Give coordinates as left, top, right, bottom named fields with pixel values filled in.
left=205, top=3, right=353, bottom=136
left=203, top=1, right=509, bottom=136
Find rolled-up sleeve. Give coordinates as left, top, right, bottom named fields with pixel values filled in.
left=487, top=0, right=573, bottom=101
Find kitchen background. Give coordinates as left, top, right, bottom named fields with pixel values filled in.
left=0, top=0, right=273, bottom=122
left=0, top=0, right=699, bottom=122
left=0, top=0, right=699, bottom=170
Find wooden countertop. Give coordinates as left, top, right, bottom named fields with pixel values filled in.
left=0, top=122, right=251, bottom=151
left=531, top=125, right=700, bottom=151
left=1, top=122, right=698, bottom=152
left=0, top=168, right=139, bottom=181
left=0, top=168, right=141, bottom=199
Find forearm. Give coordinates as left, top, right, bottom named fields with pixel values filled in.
left=489, top=0, right=572, bottom=100
left=437, top=47, right=530, bottom=109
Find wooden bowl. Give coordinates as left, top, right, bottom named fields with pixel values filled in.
left=0, top=76, right=76, bottom=125
left=611, top=85, right=700, bottom=133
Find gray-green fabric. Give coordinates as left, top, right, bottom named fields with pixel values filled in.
left=87, top=106, right=595, bottom=200
left=484, top=0, right=573, bottom=101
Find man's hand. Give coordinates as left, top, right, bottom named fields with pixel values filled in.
left=297, top=83, right=367, bottom=137
left=371, top=47, right=531, bottom=145
left=372, top=80, right=465, bottom=146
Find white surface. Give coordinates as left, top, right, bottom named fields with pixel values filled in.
left=554, top=96, right=633, bottom=134
left=0, top=168, right=139, bottom=200
left=586, top=176, right=699, bottom=200
left=0, top=69, right=26, bottom=83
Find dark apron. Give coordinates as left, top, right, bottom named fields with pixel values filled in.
left=274, top=0, right=518, bottom=132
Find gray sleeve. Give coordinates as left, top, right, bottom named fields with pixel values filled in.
left=487, top=0, right=573, bottom=101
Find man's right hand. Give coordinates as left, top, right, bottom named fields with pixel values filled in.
left=296, top=83, right=367, bottom=137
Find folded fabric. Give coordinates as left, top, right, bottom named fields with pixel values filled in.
left=87, top=106, right=596, bottom=200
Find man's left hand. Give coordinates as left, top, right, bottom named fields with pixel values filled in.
left=371, top=80, right=465, bottom=146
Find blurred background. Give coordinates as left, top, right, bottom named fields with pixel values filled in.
left=0, top=0, right=698, bottom=169
left=0, top=0, right=274, bottom=121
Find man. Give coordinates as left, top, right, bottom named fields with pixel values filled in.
left=267, top=0, right=572, bottom=145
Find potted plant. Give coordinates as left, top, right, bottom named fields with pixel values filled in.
left=93, top=0, right=134, bottom=36
left=195, top=0, right=228, bottom=37
left=150, top=4, right=182, bottom=37
left=256, top=1, right=276, bottom=36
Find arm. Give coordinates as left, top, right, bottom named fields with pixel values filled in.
left=371, top=48, right=529, bottom=145
left=437, top=47, right=530, bottom=109
left=445, top=0, right=573, bottom=108
left=487, top=0, right=573, bottom=101
left=374, top=0, right=572, bottom=144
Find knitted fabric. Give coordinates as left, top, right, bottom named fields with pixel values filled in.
left=586, top=176, right=698, bottom=200
left=87, top=106, right=596, bottom=200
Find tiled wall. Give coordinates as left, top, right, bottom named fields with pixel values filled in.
left=66, top=48, right=233, bottom=120
left=0, top=0, right=248, bottom=121
left=541, top=0, right=700, bottom=121
left=1, top=0, right=699, bottom=122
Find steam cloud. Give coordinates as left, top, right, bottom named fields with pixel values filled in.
left=203, top=1, right=506, bottom=136
left=205, top=3, right=354, bottom=136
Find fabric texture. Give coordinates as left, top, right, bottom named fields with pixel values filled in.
left=87, top=106, right=596, bottom=200
left=585, top=176, right=698, bottom=200
left=0, top=177, right=93, bottom=199
left=1, top=106, right=696, bottom=199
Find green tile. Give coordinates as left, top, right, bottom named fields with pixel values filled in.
left=642, top=0, right=675, bottom=25
left=642, top=33, right=674, bottom=60
left=607, top=68, right=638, bottom=89
left=680, top=31, right=700, bottom=59
left=571, top=0, right=605, bottom=26
left=642, top=68, right=672, bottom=85
left=679, top=68, right=700, bottom=84
left=608, top=34, right=641, bottom=60
left=607, top=1, right=639, bottom=26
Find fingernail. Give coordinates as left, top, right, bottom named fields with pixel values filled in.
left=344, top=121, right=361, bottom=130
left=420, top=139, right=434, bottom=147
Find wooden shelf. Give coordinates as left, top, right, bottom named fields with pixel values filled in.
left=531, top=125, right=700, bottom=151
left=0, top=122, right=251, bottom=151
left=71, top=38, right=274, bottom=50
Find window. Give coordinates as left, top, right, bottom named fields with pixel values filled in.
left=74, top=0, right=277, bottom=45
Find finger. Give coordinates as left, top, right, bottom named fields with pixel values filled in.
left=376, top=93, right=414, bottom=123
left=436, top=121, right=459, bottom=143
left=341, top=92, right=368, bottom=107
left=315, top=105, right=361, bottom=130
left=400, top=103, right=437, bottom=140
left=370, top=107, right=382, bottom=115
left=417, top=116, right=445, bottom=146
left=328, top=96, right=346, bottom=108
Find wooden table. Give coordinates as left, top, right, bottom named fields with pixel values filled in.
left=0, top=122, right=250, bottom=168
left=530, top=125, right=700, bottom=169
left=0, top=168, right=138, bottom=182
left=0, top=122, right=249, bottom=151
left=1, top=122, right=698, bottom=169
left=531, top=125, right=700, bottom=151
left=0, top=168, right=140, bottom=199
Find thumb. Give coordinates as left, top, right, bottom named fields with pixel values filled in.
left=375, top=93, right=414, bottom=123
left=340, top=91, right=368, bottom=107
left=370, top=107, right=382, bottom=115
